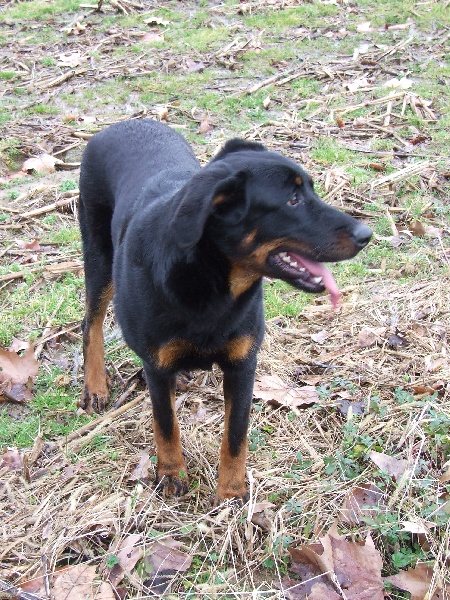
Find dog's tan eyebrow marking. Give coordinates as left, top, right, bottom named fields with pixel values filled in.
left=295, top=175, right=303, bottom=186
left=241, top=229, right=258, bottom=247
left=213, top=193, right=228, bottom=206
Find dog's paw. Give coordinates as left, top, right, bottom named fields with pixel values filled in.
left=78, top=388, right=109, bottom=414
left=156, top=473, right=189, bottom=498
left=210, top=490, right=249, bottom=508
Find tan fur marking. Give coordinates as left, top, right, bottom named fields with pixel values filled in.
left=241, top=229, right=258, bottom=247
left=153, top=390, right=187, bottom=476
left=83, top=283, right=114, bottom=409
left=213, top=193, right=228, bottom=206
left=229, top=263, right=260, bottom=298
left=226, top=335, right=254, bottom=362
left=157, top=339, right=195, bottom=369
left=217, top=396, right=247, bottom=500
left=295, top=175, right=303, bottom=186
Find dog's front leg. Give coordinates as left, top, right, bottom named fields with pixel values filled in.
left=143, top=363, right=189, bottom=497
left=214, top=359, right=256, bottom=505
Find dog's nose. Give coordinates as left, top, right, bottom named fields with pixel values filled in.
left=351, top=222, right=372, bottom=248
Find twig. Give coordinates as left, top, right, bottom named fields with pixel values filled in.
left=55, top=392, right=146, bottom=446
left=19, top=198, right=76, bottom=219
left=244, top=68, right=296, bottom=94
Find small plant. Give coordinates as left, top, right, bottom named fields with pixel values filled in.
left=59, top=179, right=78, bottom=192
left=105, top=554, right=120, bottom=568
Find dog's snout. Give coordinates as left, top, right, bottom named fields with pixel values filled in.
left=351, top=222, right=372, bottom=249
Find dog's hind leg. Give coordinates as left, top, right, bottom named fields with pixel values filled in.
left=144, top=363, right=189, bottom=497
left=78, top=198, right=114, bottom=414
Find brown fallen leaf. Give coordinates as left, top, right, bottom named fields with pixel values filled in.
left=128, top=450, right=151, bottom=483
left=439, top=465, right=450, bottom=484
left=0, top=344, right=39, bottom=402
left=250, top=501, right=275, bottom=531
left=22, top=154, right=60, bottom=174
left=53, top=563, right=115, bottom=600
left=340, top=483, right=384, bottom=525
left=15, top=238, right=43, bottom=251
left=0, top=447, right=23, bottom=471
left=278, top=578, right=341, bottom=599
left=108, top=534, right=143, bottom=587
left=358, top=327, right=385, bottom=348
left=143, top=538, right=192, bottom=595
left=289, top=525, right=384, bottom=599
left=369, top=451, right=408, bottom=481
left=311, top=329, right=329, bottom=344
left=253, top=375, right=319, bottom=409
left=384, top=563, right=443, bottom=600
left=9, top=337, right=30, bottom=353
left=197, top=114, right=214, bottom=134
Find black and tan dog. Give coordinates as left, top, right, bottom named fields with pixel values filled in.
left=78, top=119, right=371, bottom=503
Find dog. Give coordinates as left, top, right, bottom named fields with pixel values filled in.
left=78, top=118, right=372, bottom=504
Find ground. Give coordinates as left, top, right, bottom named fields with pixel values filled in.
left=0, top=0, right=449, bottom=598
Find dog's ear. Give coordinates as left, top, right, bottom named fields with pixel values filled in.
left=171, top=163, right=246, bottom=250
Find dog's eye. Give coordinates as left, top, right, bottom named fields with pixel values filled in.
left=287, top=195, right=299, bottom=206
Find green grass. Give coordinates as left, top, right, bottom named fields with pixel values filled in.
left=0, top=1, right=449, bottom=595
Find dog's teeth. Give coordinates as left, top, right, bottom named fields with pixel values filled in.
left=282, top=256, right=291, bottom=263
left=279, top=252, right=287, bottom=258
left=290, top=261, right=298, bottom=268
left=298, top=268, right=306, bottom=272
left=312, top=276, right=323, bottom=284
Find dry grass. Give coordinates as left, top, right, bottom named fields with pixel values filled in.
left=1, top=274, right=449, bottom=597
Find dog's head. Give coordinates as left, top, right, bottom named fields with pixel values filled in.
left=171, top=139, right=372, bottom=306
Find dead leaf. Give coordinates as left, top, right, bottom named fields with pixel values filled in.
left=345, top=77, right=370, bottom=93
left=358, top=327, right=385, bottom=347
left=311, top=330, right=329, bottom=344
left=9, top=337, right=30, bottom=353
left=186, top=400, right=207, bottom=423
left=128, top=450, right=151, bottom=483
left=0, top=345, right=39, bottom=402
left=197, top=115, right=214, bottom=134
left=253, top=375, right=320, bottom=409
left=439, top=466, right=450, bottom=484
left=250, top=501, right=275, bottom=530
left=143, top=538, right=192, bottom=595
left=356, top=21, right=373, bottom=33
left=0, top=447, right=23, bottom=471
left=409, top=220, right=426, bottom=236
left=58, top=52, right=85, bottom=68
left=143, top=16, right=170, bottom=26
left=53, top=563, right=115, bottom=600
left=279, top=577, right=341, bottom=599
left=384, top=563, right=443, bottom=600
left=22, top=154, right=59, bottom=174
left=383, top=77, right=413, bottom=89
left=15, top=238, right=43, bottom=251
left=184, top=59, right=205, bottom=73
left=263, top=96, right=271, bottom=109
left=424, top=356, right=445, bottom=373
left=340, top=483, right=384, bottom=525
left=289, top=525, right=384, bottom=600
left=108, top=534, right=143, bottom=587
left=369, top=451, right=408, bottom=481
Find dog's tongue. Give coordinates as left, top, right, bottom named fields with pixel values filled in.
left=295, top=254, right=341, bottom=309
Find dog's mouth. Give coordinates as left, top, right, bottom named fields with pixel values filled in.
left=267, top=250, right=341, bottom=308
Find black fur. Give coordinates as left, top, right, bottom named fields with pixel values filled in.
left=78, top=119, right=371, bottom=501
